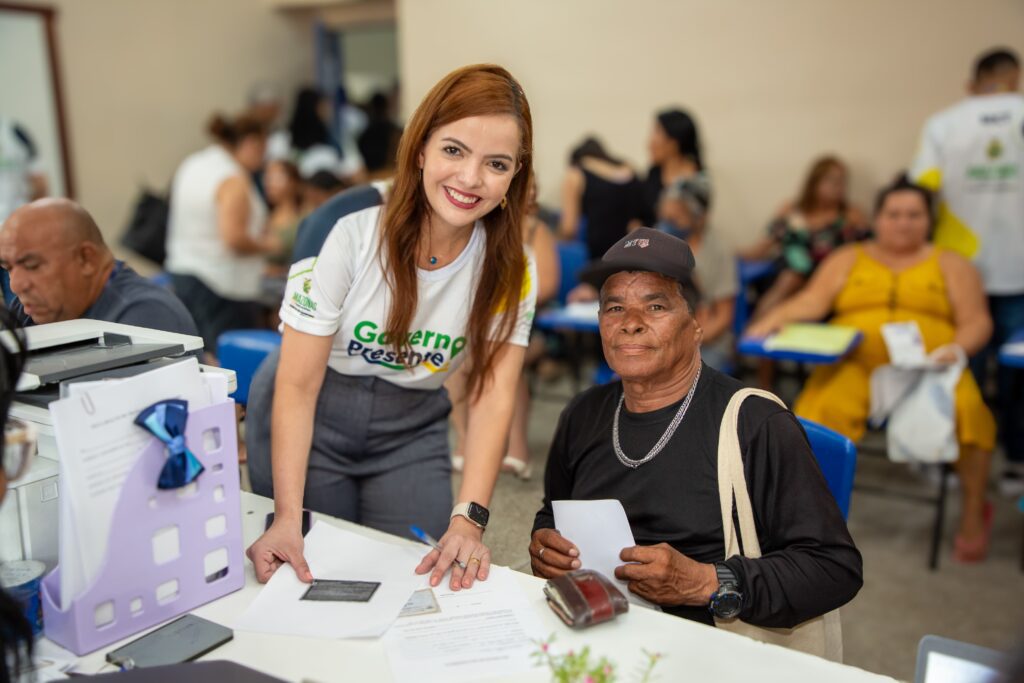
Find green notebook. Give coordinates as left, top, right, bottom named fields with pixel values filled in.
left=763, top=323, right=860, bottom=356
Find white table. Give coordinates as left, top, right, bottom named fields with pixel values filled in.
left=52, top=493, right=895, bottom=682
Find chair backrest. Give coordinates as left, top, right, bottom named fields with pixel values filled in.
left=733, top=258, right=777, bottom=336
left=556, top=241, right=590, bottom=306
left=797, top=417, right=857, bottom=520
left=216, top=330, right=282, bottom=406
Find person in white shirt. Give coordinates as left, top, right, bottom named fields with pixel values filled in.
left=165, top=113, right=276, bottom=352
left=245, top=65, right=537, bottom=593
left=911, top=48, right=1024, bottom=493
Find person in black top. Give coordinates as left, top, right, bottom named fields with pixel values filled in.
left=636, top=109, right=705, bottom=227
left=560, top=137, right=638, bottom=259
left=530, top=228, right=862, bottom=629
left=0, top=307, right=32, bottom=683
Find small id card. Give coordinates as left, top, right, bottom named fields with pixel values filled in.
left=300, top=579, right=381, bottom=602
left=399, top=588, right=441, bottom=617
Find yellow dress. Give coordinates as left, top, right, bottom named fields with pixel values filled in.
left=794, top=246, right=995, bottom=451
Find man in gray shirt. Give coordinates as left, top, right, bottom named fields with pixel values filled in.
left=0, top=198, right=198, bottom=336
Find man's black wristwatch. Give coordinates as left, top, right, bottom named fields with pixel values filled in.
left=709, top=562, right=743, bottom=619
left=451, top=502, right=489, bottom=530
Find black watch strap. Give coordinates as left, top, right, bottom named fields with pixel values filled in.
left=715, top=562, right=738, bottom=587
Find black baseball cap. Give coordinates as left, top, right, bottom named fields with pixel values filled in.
left=580, top=227, right=700, bottom=306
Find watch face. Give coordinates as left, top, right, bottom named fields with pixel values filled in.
left=714, top=591, right=742, bottom=619
left=468, top=502, right=490, bottom=527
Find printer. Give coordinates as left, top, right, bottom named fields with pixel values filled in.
left=0, top=319, right=236, bottom=568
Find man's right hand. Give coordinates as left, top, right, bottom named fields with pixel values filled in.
left=245, top=521, right=314, bottom=584
left=529, top=528, right=581, bottom=578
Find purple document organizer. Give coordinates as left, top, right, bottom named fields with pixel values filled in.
left=40, top=401, right=245, bottom=655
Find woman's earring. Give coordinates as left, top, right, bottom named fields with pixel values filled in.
left=500, top=196, right=508, bottom=210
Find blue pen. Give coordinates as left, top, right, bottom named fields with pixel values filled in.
left=410, top=525, right=467, bottom=569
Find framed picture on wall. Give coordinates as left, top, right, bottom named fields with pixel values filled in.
left=0, top=2, right=74, bottom=222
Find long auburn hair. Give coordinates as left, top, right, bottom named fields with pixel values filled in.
left=379, top=64, right=533, bottom=398
left=796, top=155, right=847, bottom=215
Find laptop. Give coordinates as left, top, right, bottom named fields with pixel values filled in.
left=915, top=635, right=1009, bottom=683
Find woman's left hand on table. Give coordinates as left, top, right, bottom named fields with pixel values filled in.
left=415, top=515, right=490, bottom=590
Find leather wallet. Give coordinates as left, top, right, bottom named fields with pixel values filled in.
left=543, top=569, right=629, bottom=629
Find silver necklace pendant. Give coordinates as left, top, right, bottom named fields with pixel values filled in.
left=612, top=365, right=702, bottom=469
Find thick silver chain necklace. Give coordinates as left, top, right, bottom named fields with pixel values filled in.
left=612, top=365, right=702, bottom=469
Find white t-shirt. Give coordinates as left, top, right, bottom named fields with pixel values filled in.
left=911, top=93, right=1024, bottom=294
left=165, top=145, right=268, bottom=300
left=279, top=205, right=536, bottom=390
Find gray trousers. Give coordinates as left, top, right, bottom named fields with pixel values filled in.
left=247, top=348, right=454, bottom=539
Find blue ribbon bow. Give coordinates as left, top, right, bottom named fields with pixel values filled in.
left=135, top=399, right=205, bottom=490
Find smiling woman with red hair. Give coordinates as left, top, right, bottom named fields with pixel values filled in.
left=245, top=64, right=537, bottom=593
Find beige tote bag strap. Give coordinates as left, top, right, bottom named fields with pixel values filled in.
left=715, top=388, right=843, bottom=663
left=717, top=388, right=787, bottom=561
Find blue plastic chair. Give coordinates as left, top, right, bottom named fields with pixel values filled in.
left=797, top=417, right=857, bottom=520
left=733, top=258, right=777, bottom=336
left=556, top=241, right=590, bottom=306
left=216, top=330, right=282, bottom=406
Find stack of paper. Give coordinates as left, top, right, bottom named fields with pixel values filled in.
left=50, top=358, right=227, bottom=609
left=763, top=323, right=860, bottom=356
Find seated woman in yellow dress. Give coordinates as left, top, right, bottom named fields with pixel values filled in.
left=747, top=177, right=995, bottom=562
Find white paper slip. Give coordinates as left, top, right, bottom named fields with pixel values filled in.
left=1001, top=341, right=1024, bottom=356
left=563, top=301, right=600, bottom=321
left=383, top=566, right=545, bottom=683
left=553, top=499, right=659, bottom=610
left=881, top=321, right=932, bottom=367
left=236, top=521, right=427, bottom=639
left=51, top=357, right=211, bottom=609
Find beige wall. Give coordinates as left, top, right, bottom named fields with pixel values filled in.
left=16, top=0, right=314, bottom=263
left=398, top=0, right=1024, bottom=247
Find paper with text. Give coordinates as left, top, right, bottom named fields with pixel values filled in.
left=383, top=566, right=545, bottom=682
left=52, top=358, right=211, bottom=608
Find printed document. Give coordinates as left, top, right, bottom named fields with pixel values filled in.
left=51, top=358, right=211, bottom=608
left=383, top=566, right=545, bottom=683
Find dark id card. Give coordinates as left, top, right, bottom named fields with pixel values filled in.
left=300, top=579, right=381, bottom=602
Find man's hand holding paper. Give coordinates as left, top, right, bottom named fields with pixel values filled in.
left=615, top=543, right=717, bottom=607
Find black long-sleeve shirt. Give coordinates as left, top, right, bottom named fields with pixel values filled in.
left=533, top=364, right=863, bottom=628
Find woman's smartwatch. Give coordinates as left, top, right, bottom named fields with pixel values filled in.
left=451, top=502, right=489, bottom=530
left=709, top=562, right=743, bottom=619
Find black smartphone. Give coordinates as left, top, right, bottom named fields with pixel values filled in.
left=265, top=510, right=312, bottom=536
left=105, top=614, right=232, bottom=669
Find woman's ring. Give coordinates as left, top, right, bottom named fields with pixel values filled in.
left=468, top=556, right=480, bottom=565
left=538, top=546, right=546, bottom=558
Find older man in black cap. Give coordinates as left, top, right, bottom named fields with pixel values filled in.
left=530, top=228, right=862, bottom=630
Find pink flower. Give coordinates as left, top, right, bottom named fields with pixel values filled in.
left=584, top=677, right=595, bottom=683
left=541, top=643, right=549, bottom=652
left=604, top=664, right=613, bottom=674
